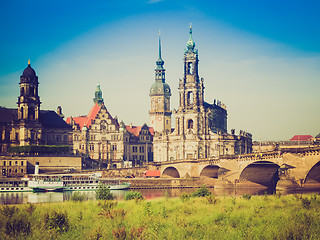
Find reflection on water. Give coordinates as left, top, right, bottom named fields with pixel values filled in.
left=1, top=187, right=320, bottom=205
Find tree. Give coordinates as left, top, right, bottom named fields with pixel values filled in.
left=95, top=184, right=114, bottom=200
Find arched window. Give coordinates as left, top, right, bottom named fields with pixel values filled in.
left=20, top=107, right=24, bottom=119
left=29, top=86, right=34, bottom=96
left=188, top=62, right=193, bottom=74
left=20, top=88, right=24, bottom=96
left=187, top=119, right=193, bottom=129
left=28, top=107, right=35, bottom=120
left=187, top=92, right=193, bottom=105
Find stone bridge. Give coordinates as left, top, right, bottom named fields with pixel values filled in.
left=152, top=147, right=320, bottom=189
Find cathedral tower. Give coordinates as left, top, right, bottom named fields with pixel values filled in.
left=17, top=60, right=41, bottom=121
left=149, top=32, right=172, bottom=133
left=175, top=25, right=205, bottom=136
left=17, top=60, right=42, bottom=146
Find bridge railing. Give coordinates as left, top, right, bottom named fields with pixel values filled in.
left=150, top=146, right=320, bottom=166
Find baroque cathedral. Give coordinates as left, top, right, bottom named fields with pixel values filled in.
left=150, top=26, right=252, bottom=162
left=0, top=60, right=72, bottom=153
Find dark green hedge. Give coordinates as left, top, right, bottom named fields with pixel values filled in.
left=8, top=145, right=71, bottom=154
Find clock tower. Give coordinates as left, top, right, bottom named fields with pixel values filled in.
left=149, top=32, right=172, bottom=134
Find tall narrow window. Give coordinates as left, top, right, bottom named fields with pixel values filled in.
left=187, top=92, right=193, bottom=105
left=188, top=62, right=193, bottom=74
left=187, top=119, right=194, bottom=129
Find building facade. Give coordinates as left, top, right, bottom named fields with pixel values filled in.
left=67, top=85, right=154, bottom=168
left=150, top=26, right=252, bottom=162
left=0, top=61, right=73, bottom=154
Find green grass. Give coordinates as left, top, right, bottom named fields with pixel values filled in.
left=1, top=193, right=320, bottom=239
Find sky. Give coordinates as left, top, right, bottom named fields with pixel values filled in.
left=0, top=0, right=319, bottom=141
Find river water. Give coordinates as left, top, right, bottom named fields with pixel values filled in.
left=1, top=187, right=320, bottom=205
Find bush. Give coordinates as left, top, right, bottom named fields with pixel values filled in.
left=8, top=145, right=71, bottom=154
left=125, top=191, right=144, bottom=201
left=5, top=216, right=31, bottom=236
left=180, top=193, right=190, bottom=202
left=190, top=186, right=212, bottom=197
left=301, top=197, right=311, bottom=209
left=70, top=191, right=86, bottom=202
left=96, top=184, right=114, bottom=200
left=206, top=195, right=218, bottom=204
left=242, top=194, right=252, bottom=200
left=43, top=211, right=69, bottom=232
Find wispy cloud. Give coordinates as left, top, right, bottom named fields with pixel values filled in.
left=148, top=0, right=164, bottom=4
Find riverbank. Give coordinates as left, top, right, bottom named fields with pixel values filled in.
left=1, top=193, right=320, bottom=239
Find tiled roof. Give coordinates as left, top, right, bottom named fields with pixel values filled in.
left=0, top=107, right=17, bottom=123
left=0, top=107, right=70, bottom=129
left=126, top=125, right=154, bottom=136
left=290, top=135, right=313, bottom=141
left=66, top=103, right=101, bottom=129
left=39, top=110, right=71, bottom=129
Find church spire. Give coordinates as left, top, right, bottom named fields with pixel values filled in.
left=156, top=30, right=164, bottom=70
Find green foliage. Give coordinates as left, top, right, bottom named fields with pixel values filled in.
left=95, top=184, right=114, bottom=200
left=242, top=194, right=252, bottom=200
left=206, top=195, right=218, bottom=204
left=5, top=215, right=31, bottom=236
left=43, top=210, right=69, bottom=232
left=180, top=193, right=190, bottom=202
left=98, top=200, right=118, bottom=210
left=70, top=191, right=86, bottom=202
left=0, top=205, right=31, bottom=237
left=8, top=145, right=71, bottom=154
left=190, top=185, right=212, bottom=197
left=0, top=205, right=17, bottom=218
left=124, top=191, right=144, bottom=201
left=301, top=197, right=311, bottom=209
left=0, top=194, right=320, bottom=239
left=25, top=203, right=36, bottom=215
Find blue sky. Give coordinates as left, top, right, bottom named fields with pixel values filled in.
left=0, top=0, right=319, bottom=141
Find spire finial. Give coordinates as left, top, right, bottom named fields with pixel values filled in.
left=186, top=23, right=196, bottom=51
left=28, top=59, right=31, bottom=66
left=158, top=30, right=162, bottom=60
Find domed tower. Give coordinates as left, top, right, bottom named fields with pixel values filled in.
left=149, top=32, right=172, bottom=133
left=17, top=60, right=41, bottom=121
left=17, top=60, right=42, bottom=146
left=93, top=84, right=104, bottom=105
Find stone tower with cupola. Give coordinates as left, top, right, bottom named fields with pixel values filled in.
left=175, top=25, right=205, bottom=136
left=17, top=60, right=42, bottom=146
left=18, top=60, right=41, bottom=122
left=149, top=32, right=172, bottom=134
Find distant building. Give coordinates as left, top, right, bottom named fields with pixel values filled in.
left=290, top=135, right=313, bottom=142
left=67, top=85, right=153, bottom=168
left=0, top=61, right=72, bottom=154
left=150, top=26, right=252, bottom=162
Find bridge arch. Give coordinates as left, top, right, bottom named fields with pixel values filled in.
left=200, top=165, right=220, bottom=178
left=304, top=161, right=320, bottom=183
left=162, top=167, right=180, bottom=178
left=240, top=161, right=280, bottom=188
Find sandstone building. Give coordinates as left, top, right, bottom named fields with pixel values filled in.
left=67, top=85, right=154, bottom=168
left=0, top=61, right=76, bottom=176
left=0, top=61, right=72, bottom=153
left=150, top=27, right=252, bottom=162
